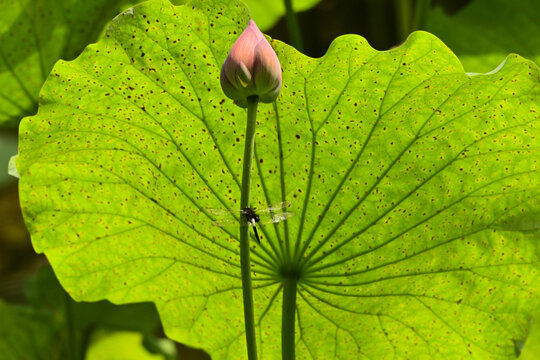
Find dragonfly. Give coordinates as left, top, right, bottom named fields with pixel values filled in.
left=208, top=201, right=294, bottom=244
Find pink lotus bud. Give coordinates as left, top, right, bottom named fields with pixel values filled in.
left=220, top=20, right=282, bottom=107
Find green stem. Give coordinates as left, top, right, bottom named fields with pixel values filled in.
left=240, top=96, right=259, bottom=360
left=395, top=0, right=413, bottom=41
left=283, top=0, right=304, bottom=52
left=64, top=291, right=79, bottom=360
left=413, top=0, right=431, bottom=31
left=282, top=277, right=297, bottom=360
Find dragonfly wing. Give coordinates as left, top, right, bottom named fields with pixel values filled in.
left=212, top=218, right=250, bottom=228
left=207, top=208, right=243, bottom=227
left=207, top=208, right=242, bottom=216
left=258, top=201, right=292, bottom=213
left=212, top=218, right=235, bottom=227
left=260, top=212, right=295, bottom=225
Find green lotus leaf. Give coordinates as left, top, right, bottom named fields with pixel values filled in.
left=519, top=312, right=540, bottom=360
left=243, top=0, right=321, bottom=30
left=0, top=301, right=58, bottom=359
left=86, top=331, right=173, bottom=360
left=0, top=0, right=146, bottom=128
left=426, top=0, right=540, bottom=73
left=25, top=266, right=163, bottom=335
left=17, top=0, right=540, bottom=358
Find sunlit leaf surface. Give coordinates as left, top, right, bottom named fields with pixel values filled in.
left=86, top=331, right=171, bottom=360
left=519, top=312, right=540, bottom=360
left=0, top=0, right=141, bottom=127
left=17, top=0, right=540, bottom=358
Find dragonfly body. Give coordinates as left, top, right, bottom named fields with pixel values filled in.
left=242, top=207, right=261, bottom=244
left=208, top=201, right=294, bottom=244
